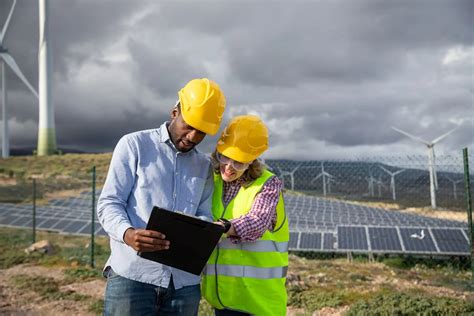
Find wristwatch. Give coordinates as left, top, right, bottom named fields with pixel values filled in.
left=218, top=218, right=232, bottom=233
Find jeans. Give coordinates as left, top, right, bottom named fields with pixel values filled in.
left=103, top=268, right=200, bottom=316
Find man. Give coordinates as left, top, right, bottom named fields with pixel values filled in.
left=97, top=78, right=226, bottom=315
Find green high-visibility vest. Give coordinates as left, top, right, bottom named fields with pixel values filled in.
left=202, top=169, right=289, bottom=316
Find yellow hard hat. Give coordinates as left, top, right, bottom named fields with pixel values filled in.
left=178, top=78, right=226, bottom=135
left=216, top=115, right=269, bottom=163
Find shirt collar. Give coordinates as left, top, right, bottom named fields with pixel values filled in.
left=223, top=176, right=245, bottom=188
left=158, top=122, right=171, bottom=143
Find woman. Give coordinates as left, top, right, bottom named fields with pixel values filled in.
left=201, top=115, right=289, bottom=316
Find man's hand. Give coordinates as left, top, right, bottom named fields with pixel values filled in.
left=123, top=228, right=170, bottom=252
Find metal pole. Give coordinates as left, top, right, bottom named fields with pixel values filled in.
left=462, top=148, right=473, bottom=278
left=32, top=179, right=36, bottom=243
left=90, top=166, right=96, bottom=268
left=2, top=61, right=10, bottom=158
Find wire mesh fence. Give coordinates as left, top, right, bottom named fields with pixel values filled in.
left=0, top=152, right=471, bottom=211
left=0, top=151, right=472, bottom=265
left=265, top=153, right=474, bottom=211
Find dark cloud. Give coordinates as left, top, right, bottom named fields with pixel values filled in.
left=0, top=0, right=472, bottom=158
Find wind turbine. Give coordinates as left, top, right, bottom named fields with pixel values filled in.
left=277, top=162, right=301, bottom=191
left=37, top=0, right=57, bottom=155
left=309, top=162, right=334, bottom=196
left=391, top=125, right=458, bottom=209
left=445, top=176, right=463, bottom=200
left=0, top=0, right=39, bottom=158
left=379, top=166, right=405, bottom=201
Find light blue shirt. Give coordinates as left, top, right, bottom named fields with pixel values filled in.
left=97, top=122, right=214, bottom=289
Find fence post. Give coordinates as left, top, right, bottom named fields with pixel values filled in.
left=90, top=166, right=96, bottom=268
left=32, top=179, right=36, bottom=243
left=462, top=148, right=473, bottom=278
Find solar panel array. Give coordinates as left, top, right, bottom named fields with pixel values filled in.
left=0, top=191, right=106, bottom=237
left=0, top=191, right=470, bottom=256
left=285, top=194, right=470, bottom=255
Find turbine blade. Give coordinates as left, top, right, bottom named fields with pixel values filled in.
left=0, top=52, right=38, bottom=98
left=379, top=166, right=391, bottom=174
left=394, top=169, right=405, bottom=175
left=292, top=163, right=302, bottom=173
left=0, top=0, right=17, bottom=44
left=431, top=126, right=459, bottom=144
left=391, top=126, right=429, bottom=145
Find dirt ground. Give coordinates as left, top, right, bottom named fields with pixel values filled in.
left=0, top=264, right=352, bottom=316
left=0, top=264, right=105, bottom=316
left=2, top=263, right=471, bottom=316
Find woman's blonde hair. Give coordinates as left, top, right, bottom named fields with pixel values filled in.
left=211, top=150, right=265, bottom=187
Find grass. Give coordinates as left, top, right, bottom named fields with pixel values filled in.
left=0, top=226, right=110, bottom=269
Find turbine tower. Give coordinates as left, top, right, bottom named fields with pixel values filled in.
left=391, top=126, right=458, bottom=209
left=37, top=0, right=57, bottom=155
left=0, top=0, right=39, bottom=158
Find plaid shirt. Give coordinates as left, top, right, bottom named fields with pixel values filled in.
left=222, top=176, right=283, bottom=243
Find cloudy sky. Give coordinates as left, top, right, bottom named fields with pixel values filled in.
left=0, top=0, right=472, bottom=160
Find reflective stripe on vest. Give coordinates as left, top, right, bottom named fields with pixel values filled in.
left=204, top=264, right=288, bottom=279
left=218, top=238, right=288, bottom=253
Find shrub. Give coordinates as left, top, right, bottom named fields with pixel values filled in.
left=288, top=287, right=343, bottom=312
left=346, top=292, right=474, bottom=315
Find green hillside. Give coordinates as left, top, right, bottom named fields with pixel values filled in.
left=0, top=154, right=111, bottom=203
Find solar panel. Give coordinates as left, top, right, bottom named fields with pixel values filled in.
left=323, top=233, right=336, bottom=250
left=1, top=214, right=22, bottom=225
left=369, top=227, right=402, bottom=252
left=96, top=227, right=107, bottom=236
left=338, top=226, right=368, bottom=251
left=37, top=218, right=60, bottom=229
left=289, top=232, right=299, bottom=249
left=79, top=223, right=93, bottom=235
left=63, top=221, right=88, bottom=234
left=400, top=228, right=437, bottom=253
left=299, top=232, right=321, bottom=250
left=431, top=229, right=469, bottom=253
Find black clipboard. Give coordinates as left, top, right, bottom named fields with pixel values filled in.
left=138, top=206, right=225, bottom=275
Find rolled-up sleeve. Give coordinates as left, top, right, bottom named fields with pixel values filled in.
left=97, top=136, right=137, bottom=242
left=230, top=176, right=283, bottom=243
